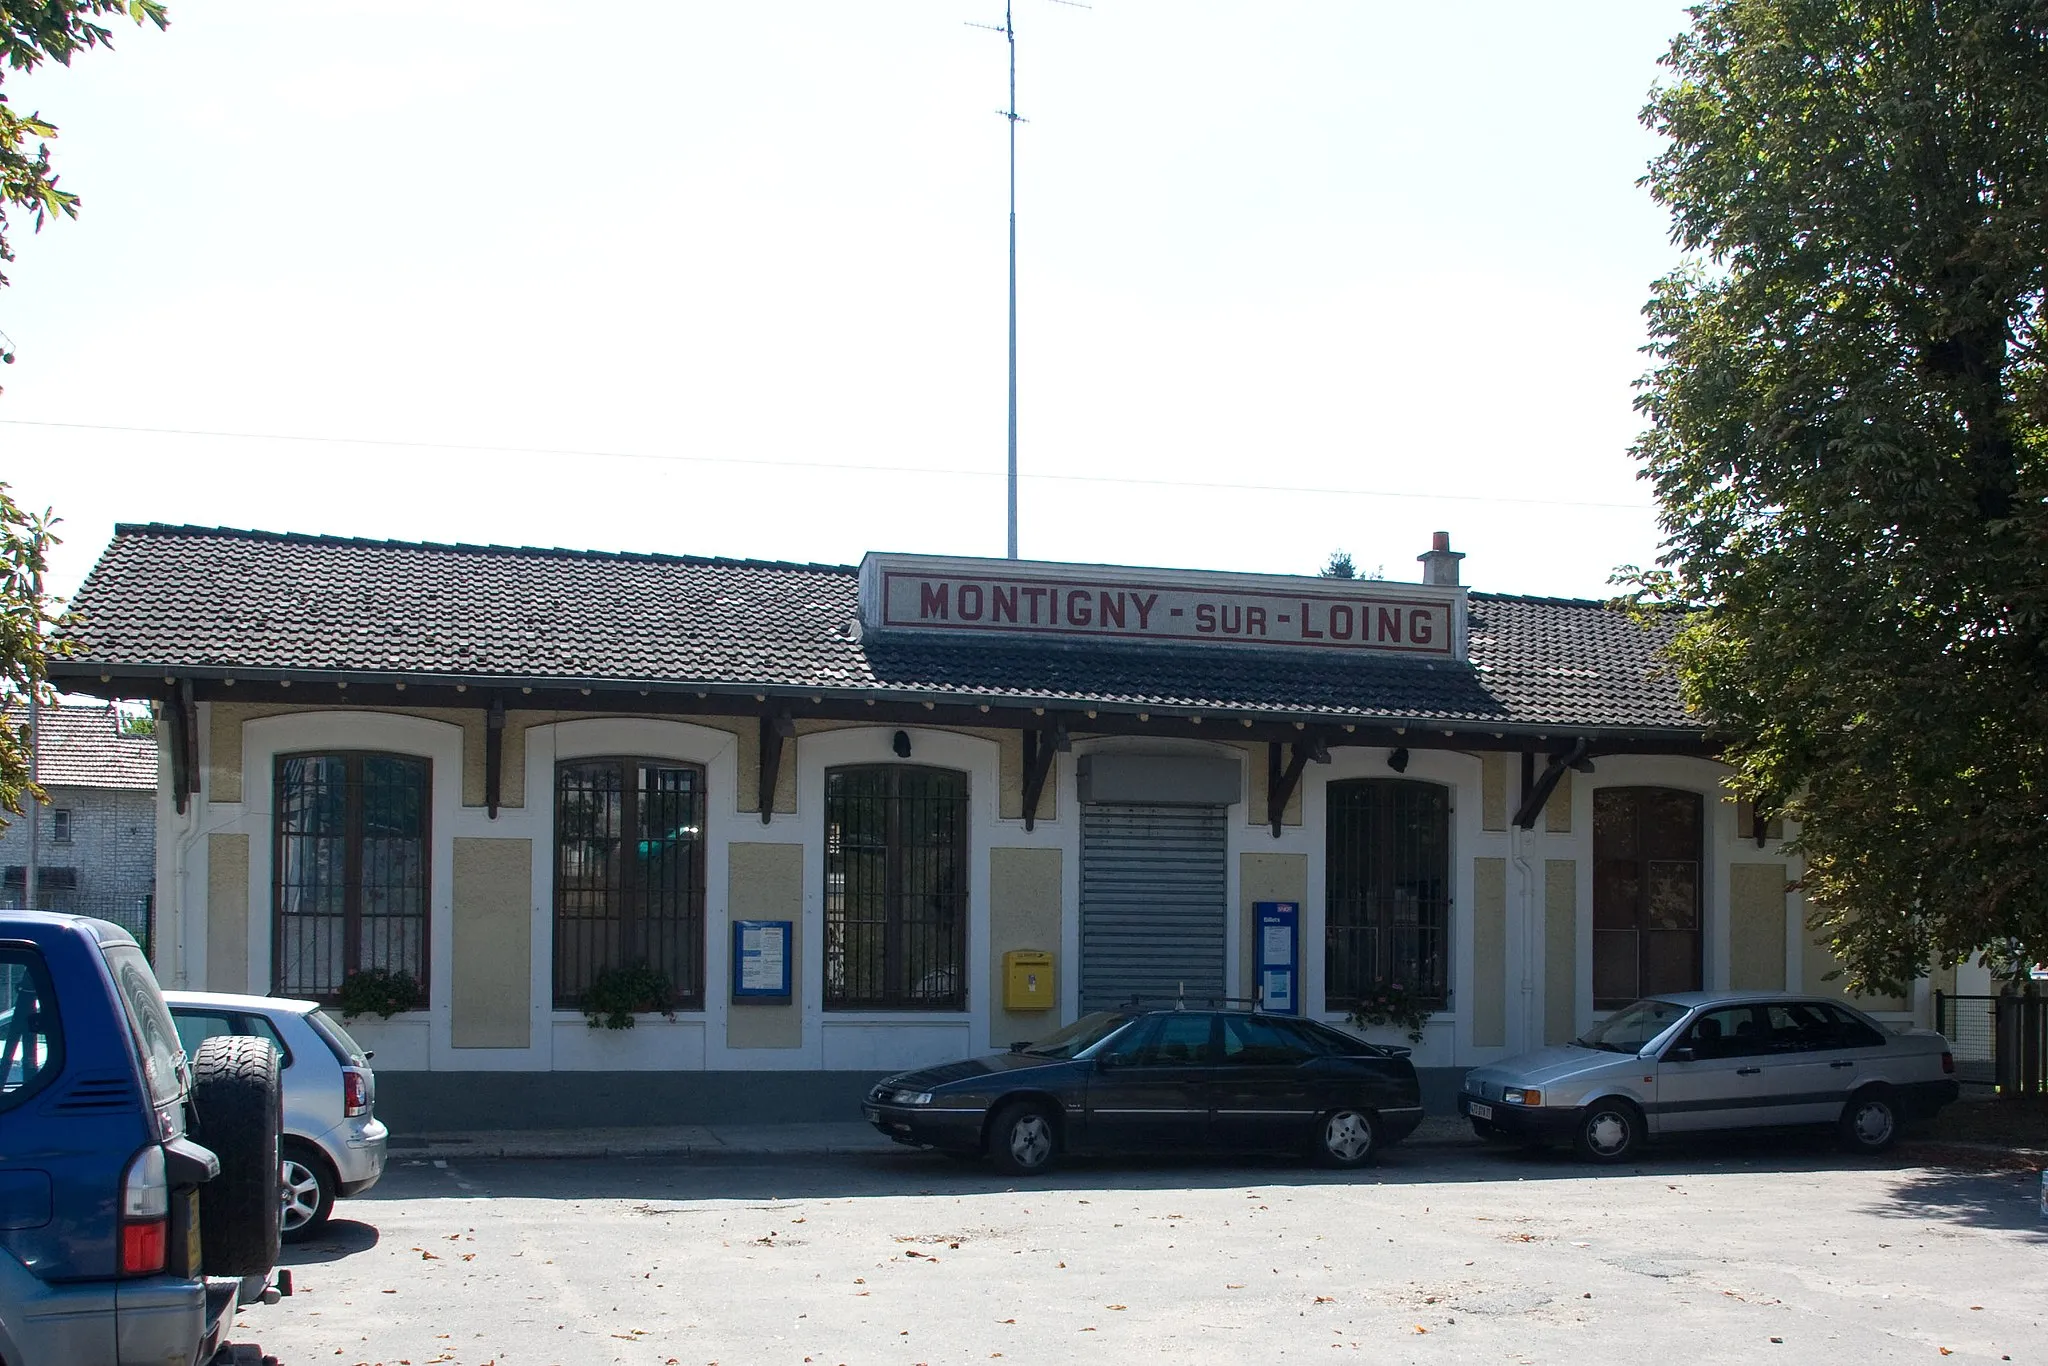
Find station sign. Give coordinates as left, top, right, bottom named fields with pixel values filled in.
left=858, top=553, right=1464, bottom=659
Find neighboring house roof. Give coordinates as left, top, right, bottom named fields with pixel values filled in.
left=53, top=524, right=1697, bottom=738
left=6, top=701, right=158, bottom=790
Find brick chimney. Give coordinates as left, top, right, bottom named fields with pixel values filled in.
left=1417, top=530, right=1464, bottom=586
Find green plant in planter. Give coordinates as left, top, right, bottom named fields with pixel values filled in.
left=1346, top=981, right=1433, bottom=1045
left=581, top=962, right=676, bottom=1030
left=335, top=967, right=423, bottom=1021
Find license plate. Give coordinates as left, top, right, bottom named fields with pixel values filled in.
left=1467, top=1101, right=1493, bottom=1121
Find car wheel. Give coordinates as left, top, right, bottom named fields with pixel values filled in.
left=1572, top=1097, right=1642, bottom=1164
left=1838, top=1088, right=1900, bottom=1154
left=280, top=1144, right=336, bottom=1242
left=988, top=1101, right=1059, bottom=1176
left=1315, top=1108, right=1379, bottom=1168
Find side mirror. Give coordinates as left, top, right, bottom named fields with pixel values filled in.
left=1094, top=1053, right=1119, bottom=1070
left=1008, top=1040, right=1030, bottom=1053
left=1664, top=1045, right=1695, bottom=1064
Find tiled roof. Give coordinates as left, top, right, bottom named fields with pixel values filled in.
left=6, top=702, right=158, bottom=790
left=54, top=524, right=1698, bottom=737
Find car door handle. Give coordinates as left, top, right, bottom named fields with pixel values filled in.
left=1829, top=1060, right=1854, bottom=1069
left=1736, top=1066, right=1762, bottom=1076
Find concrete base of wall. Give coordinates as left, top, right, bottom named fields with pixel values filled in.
left=376, top=1066, right=1477, bottom=1132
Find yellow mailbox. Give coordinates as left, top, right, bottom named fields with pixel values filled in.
left=1003, top=949, right=1055, bottom=1011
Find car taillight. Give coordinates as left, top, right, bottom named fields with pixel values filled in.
left=121, top=1145, right=168, bottom=1276
left=1942, top=1051, right=1955, bottom=1075
left=343, top=1069, right=370, bottom=1118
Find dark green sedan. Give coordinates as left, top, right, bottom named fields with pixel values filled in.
left=863, top=1008, right=1423, bottom=1175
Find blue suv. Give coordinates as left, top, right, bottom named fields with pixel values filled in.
left=0, top=913, right=289, bottom=1365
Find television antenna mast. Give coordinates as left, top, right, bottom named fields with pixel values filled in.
left=968, top=0, right=1089, bottom=560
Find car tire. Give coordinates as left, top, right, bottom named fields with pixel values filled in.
left=1314, top=1108, right=1379, bottom=1168
left=185, top=1035, right=284, bottom=1276
left=280, top=1142, right=337, bottom=1242
left=987, top=1100, right=1060, bottom=1176
left=1571, top=1097, right=1642, bottom=1164
left=1838, top=1087, right=1900, bottom=1154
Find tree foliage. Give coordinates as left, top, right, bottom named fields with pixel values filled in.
left=1630, top=0, right=2048, bottom=990
left=1319, top=549, right=1357, bottom=579
left=0, top=1, right=166, bottom=292
left=0, top=482, right=64, bottom=827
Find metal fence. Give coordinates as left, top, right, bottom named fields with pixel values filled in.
left=1934, top=990, right=2047, bottom=1095
left=0, top=891, right=154, bottom=958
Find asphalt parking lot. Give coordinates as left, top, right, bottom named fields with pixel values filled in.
left=243, top=1138, right=2045, bottom=1366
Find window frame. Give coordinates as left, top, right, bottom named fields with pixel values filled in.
left=1324, top=777, right=1453, bottom=1011
left=1592, top=786, right=1704, bottom=1011
left=50, top=808, right=72, bottom=845
left=271, top=750, right=433, bottom=1007
left=822, top=763, right=969, bottom=1013
left=0, top=944, right=64, bottom=1113
left=550, top=755, right=709, bottom=1011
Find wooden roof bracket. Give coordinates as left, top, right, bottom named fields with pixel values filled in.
left=1513, top=737, right=1589, bottom=829
left=163, top=678, right=200, bottom=816
left=484, top=695, right=506, bottom=818
left=1020, top=723, right=1069, bottom=831
left=758, top=708, right=795, bottom=824
left=1267, top=731, right=1331, bottom=837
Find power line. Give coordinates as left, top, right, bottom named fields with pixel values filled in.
left=0, top=416, right=1658, bottom=513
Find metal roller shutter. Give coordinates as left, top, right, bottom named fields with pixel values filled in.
left=1079, top=803, right=1228, bottom=1011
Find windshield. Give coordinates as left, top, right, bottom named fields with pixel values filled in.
left=1021, top=1011, right=1134, bottom=1060
left=101, top=942, right=187, bottom=1108
left=1577, top=999, right=1690, bottom=1053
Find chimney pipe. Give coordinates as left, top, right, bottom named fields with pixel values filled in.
left=1417, top=530, right=1465, bottom=586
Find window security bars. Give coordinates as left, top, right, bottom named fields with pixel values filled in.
left=274, top=753, right=430, bottom=1003
left=824, top=765, right=968, bottom=1011
left=553, top=759, right=706, bottom=1010
left=1324, top=779, right=1451, bottom=1009
left=1592, top=786, right=1703, bottom=1009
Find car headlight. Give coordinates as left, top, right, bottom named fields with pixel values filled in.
left=890, top=1089, right=934, bottom=1106
left=1502, top=1088, right=1544, bottom=1106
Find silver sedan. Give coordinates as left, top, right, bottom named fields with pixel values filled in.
left=1458, top=990, right=1959, bottom=1162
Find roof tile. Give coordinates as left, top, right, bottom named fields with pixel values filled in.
left=53, top=524, right=1695, bottom=734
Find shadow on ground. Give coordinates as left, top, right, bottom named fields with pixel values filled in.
left=1868, top=1151, right=2048, bottom=1241
left=279, top=1218, right=381, bottom=1266
left=349, top=1127, right=2012, bottom=1211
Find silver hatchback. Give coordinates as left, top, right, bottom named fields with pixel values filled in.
left=166, top=990, right=389, bottom=1240
left=1459, top=991, right=1959, bottom=1163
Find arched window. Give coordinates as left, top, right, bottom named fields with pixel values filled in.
left=824, top=765, right=968, bottom=1011
left=274, top=752, right=430, bottom=1002
left=1593, top=787, right=1703, bottom=1008
left=1325, top=779, right=1450, bottom=1008
left=553, top=758, right=707, bottom=1009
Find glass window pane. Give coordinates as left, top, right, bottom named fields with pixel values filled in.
left=274, top=752, right=430, bottom=1004
left=1324, top=779, right=1449, bottom=1008
left=824, top=766, right=967, bottom=1010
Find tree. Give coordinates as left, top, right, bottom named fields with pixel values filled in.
left=1319, top=549, right=1356, bottom=579
left=0, top=482, right=64, bottom=827
left=1629, top=0, right=2048, bottom=991
left=2, top=1, right=167, bottom=293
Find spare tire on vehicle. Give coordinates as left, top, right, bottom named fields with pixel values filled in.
left=185, top=1034, right=283, bottom=1276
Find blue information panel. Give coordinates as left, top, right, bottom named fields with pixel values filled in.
left=1254, top=901, right=1300, bottom=1015
left=731, top=919, right=793, bottom=1001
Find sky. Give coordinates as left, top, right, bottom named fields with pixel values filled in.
left=1, top=1, right=1695, bottom=607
